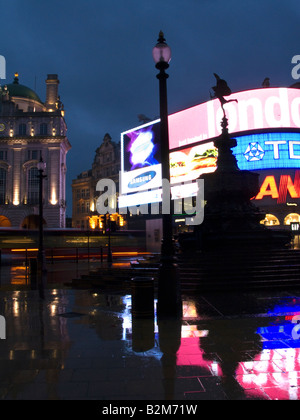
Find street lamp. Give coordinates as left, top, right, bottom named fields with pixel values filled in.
left=37, top=156, right=47, bottom=273
left=153, top=31, right=181, bottom=318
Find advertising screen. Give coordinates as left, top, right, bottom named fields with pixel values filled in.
left=169, top=142, right=217, bottom=185
left=121, top=120, right=161, bottom=194
left=168, top=87, right=300, bottom=150
left=253, top=169, right=300, bottom=203
left=119, top=87, right=300, bottom=208
left=122, top=120, right=161, bottom=172
left=233, top=132, right=300, bottom=171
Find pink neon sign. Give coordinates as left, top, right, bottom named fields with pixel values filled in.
left=168, top=87, right=300, bottom=150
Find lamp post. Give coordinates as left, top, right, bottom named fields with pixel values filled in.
left=153, top=32, right=181, bottom=318
left=37, top=157, right=47, bottom=273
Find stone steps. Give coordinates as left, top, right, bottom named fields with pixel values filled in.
left=177, top=249, right=300, bottom=292
left=70, top=249, right=300, bottom=293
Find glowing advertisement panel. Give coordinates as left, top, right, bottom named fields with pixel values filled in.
left=121, top=164, right=162, bottom=195
left=169, top=142, right=217, bottom=184
left=233, top=132, right=300, bottom=171
left=122, top=120, right=161, bottom=172
left=118, top=182, right=199, bottom=208
left=252, top=169, right=300, bottom=203
left=121, top=120, right=161, bottom=194
left=168, top=87, right=300, bottom=150
left=120, top=87, right=300, bottom=207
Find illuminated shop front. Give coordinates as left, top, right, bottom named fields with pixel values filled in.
left=88, top=213, right=125, bottom=232
left=119, top=87, right=300, bottom=231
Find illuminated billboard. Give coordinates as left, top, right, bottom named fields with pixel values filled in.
left=234, top=132, right=300, bottom=171
left=168, top=87, right=300, bottom=150
left=121, top=120, right=161, bottom=194
left=254, top=170, right=300, bottom=203
left=169, top=142, right=217, bottom=185
left=122, top=120, right=161, bottom=172
left=119, top=87, right=300, bottom=209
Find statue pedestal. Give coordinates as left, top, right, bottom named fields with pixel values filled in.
left=195, top=117, right=291, bottom=252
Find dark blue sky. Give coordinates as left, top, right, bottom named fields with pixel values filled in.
left=0, top=0, right=299, bottom=215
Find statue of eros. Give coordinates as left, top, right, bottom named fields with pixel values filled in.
left=211, top=73, right=238, bottom=118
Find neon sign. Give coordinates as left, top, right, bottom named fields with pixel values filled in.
left=168, top=87, right=300, bottom=150
left=233, top=132, right=300, bottom=171
left=121, top=120, right=161, bottom=172
left=121, top=164, right=162, bottom=194
left=120, top=88, right=300, bottom=207
left=128, top=171, right=157, bottom=189
left=255, top=171, right=300, bottom=203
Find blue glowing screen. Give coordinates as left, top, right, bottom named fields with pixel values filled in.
left=232, top=132, right=300, bottom=171
left=256, top=298, right=300, bottom=350
left=123, top=123, right=161, bottom=172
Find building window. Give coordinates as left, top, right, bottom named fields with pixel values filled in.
left=40, top=123, right=48, bottom=135
left=0, top=168, right=6, bottom=204
left=27, top=150, right=41, bottom=161
left=0, top=150, right=7, bottom=161
left=27, top=167, right=39, bottom=205
left=76, top=189, right=80, bottom=199
left=19, top=124, right=26, bottom=136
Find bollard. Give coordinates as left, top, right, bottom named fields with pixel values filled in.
left=131, top=277, right=155, bottom=319
left=28, top=258, right=37, bottom=289
left=131, top=277, right=155, bottom=352
left=132, top=317, right=154, bottom=352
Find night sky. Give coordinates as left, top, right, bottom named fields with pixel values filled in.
left=0, top=0, right=299, bottom=215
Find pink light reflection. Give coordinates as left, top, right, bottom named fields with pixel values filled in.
left=176, top=336, right=222, bottom=377
left=236, top=348, right=300, bottom=400
left=176, top=333, right=300, bottom=400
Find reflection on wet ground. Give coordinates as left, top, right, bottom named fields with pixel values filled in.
left=1, top=265, right=300, bottom=400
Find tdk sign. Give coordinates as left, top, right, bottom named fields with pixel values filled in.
left=233, top=132, right=300, bottom=171
left=128, top=171, right=157, bottom=189
left=244, top=142, right=265, bottom=162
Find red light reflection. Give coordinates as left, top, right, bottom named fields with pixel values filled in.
left=176, top=305, right=300, bottom=400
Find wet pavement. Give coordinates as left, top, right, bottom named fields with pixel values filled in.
left=1, top=260, right=300, bottom=400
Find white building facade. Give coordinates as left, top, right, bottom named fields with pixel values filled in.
left=0, top=73, right=71, bottom=228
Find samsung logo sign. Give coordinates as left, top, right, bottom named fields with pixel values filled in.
left=128, top=171, right=157, bottom=189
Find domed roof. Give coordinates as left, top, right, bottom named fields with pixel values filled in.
left=5, top=74, right=43, bottom=104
